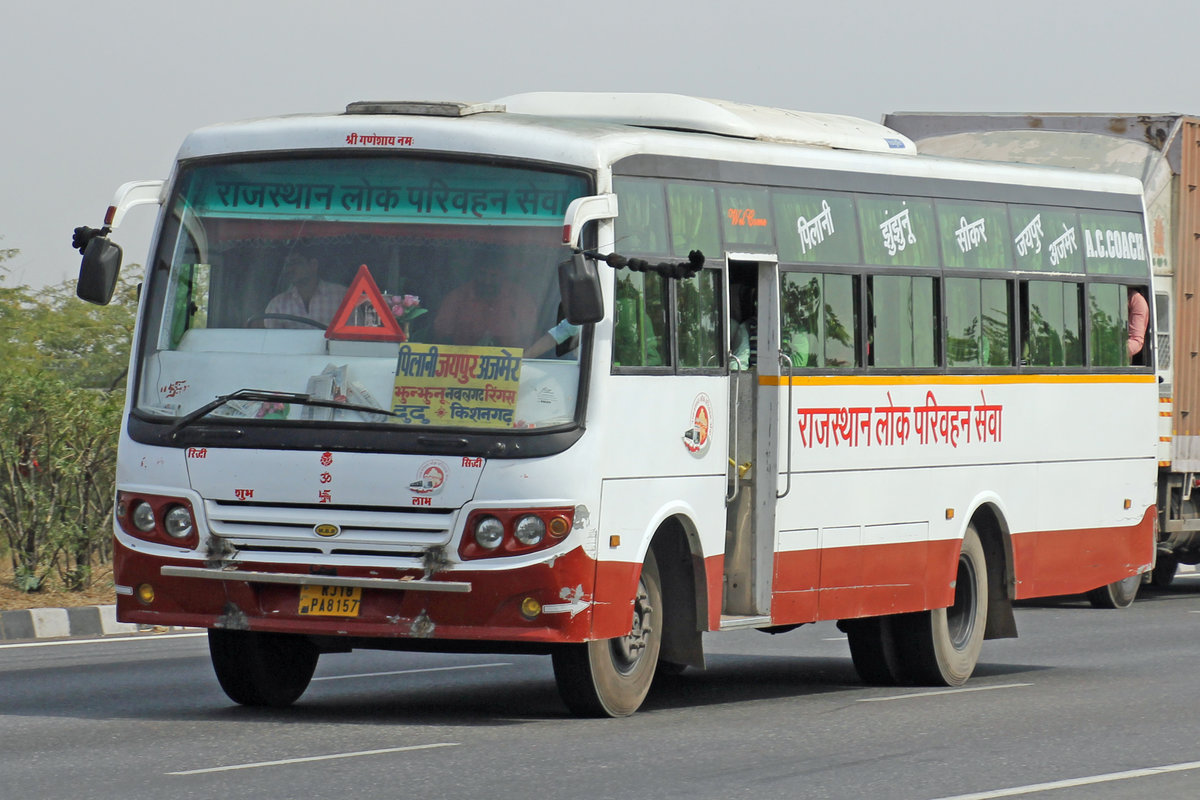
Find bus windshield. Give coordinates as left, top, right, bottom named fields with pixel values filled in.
left=135, top=155, right=590, bottom=432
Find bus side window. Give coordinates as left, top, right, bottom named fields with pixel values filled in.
left=946, top=277, right=1011, bottom=367
left=780, top=271, right=859, bottom=369
left=868, top=274, right=938, bottom=368
left=1022, top=280, right=1084, bottom=367
left=613, top=271, right=668, bottom=368
left=1089, top=283, right=1128, bottom=367
left=676, top=267, right=722, bottom=368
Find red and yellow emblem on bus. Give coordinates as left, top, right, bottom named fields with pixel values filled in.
left=683, top=393, right=713, bottom=456
left=409, top=459, right=448, bottom=495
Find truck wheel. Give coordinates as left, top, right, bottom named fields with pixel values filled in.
left=552, top=550, right=663, bottom=717
left=208, top=629, right=319, bottom=708
left=1086, top=574, right=1140, bottom=609
left=893, top=525, right=988, bottom=686
left=1151, top=554, right=1177, bottom=588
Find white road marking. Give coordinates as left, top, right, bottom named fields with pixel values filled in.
left=858, top=683, right=1032, bottom=702
left=167, top=742, right=461, bottom=776
left=0, top=632, right=206, bottom=650
left=311, top=662, right=511, bottom=681
left=927, top=759, right=1200, bottom=799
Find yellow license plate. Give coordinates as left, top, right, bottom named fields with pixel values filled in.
left=299, top=584, right=362, bottom=617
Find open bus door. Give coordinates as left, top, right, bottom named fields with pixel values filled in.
left=724, top=256, right=799, bottom=624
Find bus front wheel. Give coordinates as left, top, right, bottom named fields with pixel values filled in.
left=208, top=629, right=319, bottom=708
left=894, top=525, right=988, bottom=686
left=552, top=550, right=663, bottom=717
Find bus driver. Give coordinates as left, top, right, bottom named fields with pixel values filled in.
left=263, top=249, right=346, bottom=329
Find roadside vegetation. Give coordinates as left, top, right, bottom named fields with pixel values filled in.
left=0, top=243, right=139, bottom=596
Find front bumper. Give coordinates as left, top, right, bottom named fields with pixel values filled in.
left=114, top=538, right=600, bottom=644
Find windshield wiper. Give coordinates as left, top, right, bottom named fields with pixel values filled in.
left=168, top=388, right=400, bottom=438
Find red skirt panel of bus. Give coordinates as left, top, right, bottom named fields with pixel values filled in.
left=1011, top=505, right=1155, bottom=599
left=752, top=507, right=1153, bottom=628
left=771, top=539, right=958, bottom=624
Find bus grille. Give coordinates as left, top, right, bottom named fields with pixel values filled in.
left=203, top=499, right=457, bottom=565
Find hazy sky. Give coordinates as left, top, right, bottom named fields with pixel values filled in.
left=4, top=0, right=1197, bottom=289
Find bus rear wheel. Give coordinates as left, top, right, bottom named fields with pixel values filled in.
left=893, top=525, right=988, bottom=686
left=208, top=629, right=319, bottom=708
left=843, top=616, right=903, bottom=685
left=552, top=550, right=663, bottom=717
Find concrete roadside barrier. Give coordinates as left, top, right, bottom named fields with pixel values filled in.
left=0, top=605, right=191, bottom=641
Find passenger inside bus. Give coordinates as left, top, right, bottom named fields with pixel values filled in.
left=730, top=279, right=757, bottom=370
left=431, top=261, right=538, bottom=347
left=1128, top=286, right=1149, bottom=364
left=262, top=248, right=347, bottom=329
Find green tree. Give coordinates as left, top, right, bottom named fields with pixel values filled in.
left=0, top=244, right=137, bottom=591
left=0, top=371, right=123, bottom=589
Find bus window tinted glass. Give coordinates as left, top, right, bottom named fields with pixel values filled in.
left=667, top=183, right=720, bottom=259
left=720, top=186, right=773, bottom=248
left=780, top=272, right=858, bottom=368
left=677, top=268, right=722, bottom=369
left=869, top=275, right=937, bottom=367
left=613, top=271, right=668, bottom=368
left=1089, top=283, right=1128, bottom=366
left=947, top=278, right=1011, bottom=367
left=613, top=178, right=669, bottom=255
left=857, top=196, right=939, bottom=268
left=1024, top=281, right=1084, bottom=366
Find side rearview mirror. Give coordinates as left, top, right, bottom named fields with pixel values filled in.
left=76, top=236, right=124, bottom=306
left=558, top=253, right=604, bottom=325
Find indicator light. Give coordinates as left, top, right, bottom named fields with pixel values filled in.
left=520, top=597, right=542, bottom=619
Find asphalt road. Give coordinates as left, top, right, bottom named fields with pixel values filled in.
left=4, top=577, right=1200, bottom=800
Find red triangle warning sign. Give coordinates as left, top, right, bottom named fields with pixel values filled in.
left=325, top=264, right=407, bottom=342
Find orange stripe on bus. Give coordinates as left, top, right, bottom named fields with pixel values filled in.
left=760, top=374, right=1158, bottom=387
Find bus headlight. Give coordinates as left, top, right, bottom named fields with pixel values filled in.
left=458, top=506, right=576, bottom=560
left=163, top=505, right=194, bottom=540
left=131, top=501, right=157, bottom=533
left=513, top=515, right=546, bottom=546
left=474, top=516, right=505, bottom=550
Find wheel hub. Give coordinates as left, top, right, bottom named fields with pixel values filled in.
left=610, top=581, right=654, bottom=674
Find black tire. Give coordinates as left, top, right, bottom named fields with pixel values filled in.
left=892, top=525, right=988, bottom=686
left=1151, top=553, right=1178, bottom=588
left=844, top=616, right=903, bottom=685
left=1086, top=574, right=1140, bottom=609
left=208, top=629, right=319, bottom=708
left=552, top=550, right=663, bottom=717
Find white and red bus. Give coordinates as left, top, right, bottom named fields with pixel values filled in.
left=75, top=93, right=1156, bottom=717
